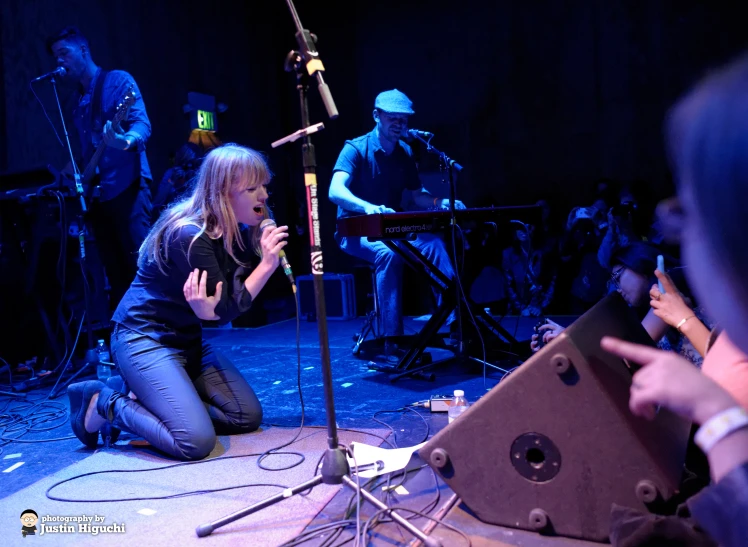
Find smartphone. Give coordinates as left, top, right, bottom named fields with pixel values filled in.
left=657, top=255, right=665, bottom=293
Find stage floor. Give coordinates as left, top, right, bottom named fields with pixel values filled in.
left=2, top=314, right=597, bottom=546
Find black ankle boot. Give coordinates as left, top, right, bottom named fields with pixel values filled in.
left=68, top=380, right=106, bottom=448
left=101, top=376, right=127, bottom=446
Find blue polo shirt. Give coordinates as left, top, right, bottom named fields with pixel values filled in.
left=332, top=129, right=421, bottom=219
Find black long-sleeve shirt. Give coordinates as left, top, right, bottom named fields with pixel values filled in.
left=113, top=224, right=256, bottom=346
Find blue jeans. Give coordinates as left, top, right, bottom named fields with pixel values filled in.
left=338, top=234, right=455, bottom=337
left=98, top=324, right=263, bottom=461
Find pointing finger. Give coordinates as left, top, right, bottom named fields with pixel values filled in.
left=600, top=336, right=665, bottom=366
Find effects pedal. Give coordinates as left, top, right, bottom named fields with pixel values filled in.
left=429, top=394, right=452, bottom=412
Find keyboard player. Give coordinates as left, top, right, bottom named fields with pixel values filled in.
left=328, top=89, right=465, bottom=362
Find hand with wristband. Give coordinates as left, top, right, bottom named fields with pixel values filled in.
left=648, top=269, right=694, bottom=325
left=601, top=336, right=748, bottom=482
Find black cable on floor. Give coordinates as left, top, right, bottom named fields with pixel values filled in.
left=360, top=506, right=471, bottom=547
left=255, top=287, right=308, bottom=471
left=46, top=449, right=304, bottom=503
left=370, top=406, right=430, bottom=448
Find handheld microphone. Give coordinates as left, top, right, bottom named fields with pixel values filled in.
left=259, top=218, right=296, bottom=290
left=32, top=67, right=67, bottom=82
left=407, top=129, right=434, bottom=140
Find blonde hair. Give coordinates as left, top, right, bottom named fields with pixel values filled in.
left=140, top=143, right=272, bottom=273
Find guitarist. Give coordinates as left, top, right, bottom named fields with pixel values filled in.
left=47, top=26, right=153, bottom=313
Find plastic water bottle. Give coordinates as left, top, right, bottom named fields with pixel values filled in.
left=96, top=339, right=112, bottom=382
left=448, top=389, right=469, bottom=423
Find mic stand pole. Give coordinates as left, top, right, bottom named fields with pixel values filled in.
left=195, top=4, right=440, bottom=545
left=49, top=75, right=98, bottom=377
left=406, top=135, right=511, bottom=377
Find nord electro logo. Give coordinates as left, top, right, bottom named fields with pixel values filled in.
left=385, top=223, right=432, bottom=234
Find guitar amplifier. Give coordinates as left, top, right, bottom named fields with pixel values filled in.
left=297, top=274, right=356, bottom=321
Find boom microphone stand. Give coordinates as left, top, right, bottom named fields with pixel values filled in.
left=195, top=3, right=440, bottom=545
left=38, top=72, right=98, bottom=382
left=390, top=134, right=516, bottom=381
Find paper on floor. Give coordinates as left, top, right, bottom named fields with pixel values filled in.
left=347, top=441, right=426, bottom=479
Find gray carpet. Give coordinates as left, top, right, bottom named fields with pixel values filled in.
left=1, top=426, right=389, bottom=547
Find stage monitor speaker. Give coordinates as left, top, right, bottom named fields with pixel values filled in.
left=419, top=293, right=692, bottom=542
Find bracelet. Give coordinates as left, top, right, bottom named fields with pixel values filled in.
left=676, top=315, right=696, bottom=332
left=694, top=406, right=748, bottom=453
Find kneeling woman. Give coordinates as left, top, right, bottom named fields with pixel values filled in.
left=68, top=144, right=288, bottom=460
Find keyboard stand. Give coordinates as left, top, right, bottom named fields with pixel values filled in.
left=377, top=239, right=520, bottom=382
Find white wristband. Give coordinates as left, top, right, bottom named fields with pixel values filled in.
left=694, top=406, right=748, bottom=453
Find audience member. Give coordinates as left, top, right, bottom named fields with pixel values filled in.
left=559, top=206, right=609, bottom=313
left=702, top=330, right=748, bottom=411
left=597, top=190, right=641, bottom=270
left=533, top=242, right=710, bottom=367
left=602, top=51, right=748, bottom=547
left=152, top=142, right=205, bottom=220
left=501, top=225, right=555, bottom=317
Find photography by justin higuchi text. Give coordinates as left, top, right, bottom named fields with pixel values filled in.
left=20, top=511, right=127, bottom=537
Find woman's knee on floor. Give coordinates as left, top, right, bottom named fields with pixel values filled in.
left=222, top=402, right=263, bottom=433
left=173, top=427, right=217, bottom=461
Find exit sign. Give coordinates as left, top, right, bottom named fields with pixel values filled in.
left=187, top=92, right=220, bottom=133
left=197, top=110, right=216, bottom=131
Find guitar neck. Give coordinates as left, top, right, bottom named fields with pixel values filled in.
left=81, top=142, right=107, bottom=185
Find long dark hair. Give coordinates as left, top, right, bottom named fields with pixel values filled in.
left=611, top=242, right=659, bottom=283
left=611, top=242, right=693, bottom=303
left=171, top=142, right=203, bottom=189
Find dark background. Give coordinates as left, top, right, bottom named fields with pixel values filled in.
left=1, top=1, right=746, bottom=358
left=3, top=1, right=748, bottom=265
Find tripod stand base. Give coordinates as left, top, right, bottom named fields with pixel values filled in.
left=195, top=448, right=443, bottom=546
left=352, top=310, right=380, bottom=355
left=340, top=475, right=443, bottom=547
left=196, top=474, right=325, bottom=537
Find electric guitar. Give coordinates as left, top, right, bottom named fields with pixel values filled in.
left=78, top=85, right=137, bottom=197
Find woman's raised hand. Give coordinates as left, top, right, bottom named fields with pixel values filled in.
left=183, top=269, right=223, bottom=321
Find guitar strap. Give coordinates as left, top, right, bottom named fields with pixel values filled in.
left=89, top=69, right=110, bottom=136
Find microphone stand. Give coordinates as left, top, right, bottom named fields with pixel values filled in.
left=400, top=134, right=514, bottom=379
left=195, top=2, right=440, bottom=545
left=48, top=74, right=98, bottom=381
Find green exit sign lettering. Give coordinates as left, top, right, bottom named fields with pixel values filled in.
left=197, top=110, right=216, bottom=131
